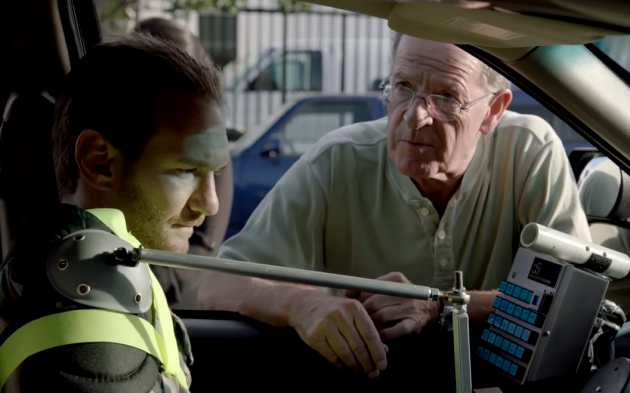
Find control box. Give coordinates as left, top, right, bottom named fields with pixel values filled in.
left=475, top=248, right=609, bottom=384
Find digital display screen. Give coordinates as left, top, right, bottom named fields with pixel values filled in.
left=528, top=257, right=562, bottom=288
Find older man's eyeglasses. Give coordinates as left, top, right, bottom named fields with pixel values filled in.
left=379, top=75, right=495, bottom=122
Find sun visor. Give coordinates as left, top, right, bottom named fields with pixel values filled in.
left=306, top=0, right=626, bottom=47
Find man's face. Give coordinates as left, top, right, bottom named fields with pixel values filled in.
left=114, top=89, right=229, bottom=254
left=387, top=36, right=494, bottom=181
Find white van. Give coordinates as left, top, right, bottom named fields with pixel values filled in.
left=222, top=38, right=391, bottom=129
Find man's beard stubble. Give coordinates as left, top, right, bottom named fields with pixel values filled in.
left=117, top=169, right=190, bottom=254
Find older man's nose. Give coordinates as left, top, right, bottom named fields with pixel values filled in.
left=403, top=98, right=433, bottom=129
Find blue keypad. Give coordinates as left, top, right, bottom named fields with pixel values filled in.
left=483, top=349, right=491, bottom=360
left=521, top=329, right=531, bottom=342
left=501, top=340, right=510, bottom=351
left=482, top=329, right=490, bottom=341
left=500, top=299, right=509, bottom=312
left=493, top=297, right=502, bottom=308
left=499, top=281, right=507, bottom=292
left=488, top=313, right=496, bottom=324
left=495, top=356, right=504, bottom=368
left=519, top=290, right=529, bottom=302
left=501, top=320, right=509, bottom=331
left=488, top=332, right=497, bottom=345
left=510, top=364, right=519, bottom=376
left=506, top=284, right=515, bottom=295
left=489, top=353, right=497, bottom=365
left=507, top=303, right=516, bottom=315
left=508, top=343, right=517, bottom=355
left=494, top=316, right=503, bottom=328
left=512, top=287, right=521, bottom=298
left=526, top=292, right=534, bottom=303
left=516, top=347, right=525, bottom=359
left=520, top=309, right=530, bottom=322
left=514, top=326, right=524, bottom=339
left=527, top=312, right=538, bottom=325
left=502, top=360, right=512, bottom=372
left=507, top=322, right=516, bottom=335
left=513, top=306, right=523, bottom=318
left=477, top=346, right=485, bottom=356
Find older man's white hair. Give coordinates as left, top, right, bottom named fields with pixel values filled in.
left=391, top=32, right=511, bottom=92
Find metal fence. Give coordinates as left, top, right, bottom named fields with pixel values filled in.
left=198, top=8, right=392, bottom=129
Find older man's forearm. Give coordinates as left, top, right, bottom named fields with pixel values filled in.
left=466, top=290, right=500, bottom=324
left=197, top=272, right=318, bottom=328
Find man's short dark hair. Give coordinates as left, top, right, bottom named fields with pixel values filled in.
left=52, top=33, right=223, bottom=198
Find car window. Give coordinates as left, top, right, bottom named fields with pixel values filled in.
left=593, top=36, right=630, bottom=75
left=508, top=103, right=588, bottom=145
left=278, top=102, right=371, bottom=156
left=250, top=50, right=323, bottom=92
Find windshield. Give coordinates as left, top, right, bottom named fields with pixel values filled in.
left=593, top=35, right=630, bottom=75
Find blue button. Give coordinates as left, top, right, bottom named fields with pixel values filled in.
left=493, top=297, right=502, bottom=308
left=520, top=309, right=530, bottom=321
left=513, top=306, right=523, bottom=319
left=502, top=360, right=512, bottom=372
left=483, top=349, right=491, bottom=360
left=519, top=289, right=529, bottom=302
left=495, top=336, right=504, bottom=348
left=506, top=284, right=515, bottom=295
left=501, top=340, right=510, bottom=351
left=508, top=323, right=516, bottom=335
left=507, top=303, right=516, bottom=315
left=527, top=312, right=538, bottom=325
left=500, top=299, right=509, bottom=312
left=482, top=329, right=490, bottom=341
left=512, top=286, right=522, bottom=298
left=477, top=346, right=485, bottom=356
left=488, top=332, right=497, bottom=345
left=501, top=319, right=510, bottom=331
left=527, top=292, right=534, bottom=303
left=514, top=326, right=524, bottom=339
left=521, top=329, right=531, bottom=342
left=516, top=347, right=525, bottom=359
left=499, top=281, right=508, bottom=292
left=494, top=316, right=503, bottom=328
left=488, top=313, right=496, bottom=324
left=508, top=343, right=517, bottom=355
left=496, top=356, right=505, bottom=368
left=510, top=364, right=519, bottom=376
left=489, top=353, right=497, bottom=365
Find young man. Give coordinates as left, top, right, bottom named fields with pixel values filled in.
left=0, top=34, right=229, bottom=392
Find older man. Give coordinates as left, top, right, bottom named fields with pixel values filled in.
left=198, top=34, right=591, bottom=378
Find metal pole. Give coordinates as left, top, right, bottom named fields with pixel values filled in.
left=451, top=271, right=473, bottom=393
left=138, top=248, right=439, bottom=301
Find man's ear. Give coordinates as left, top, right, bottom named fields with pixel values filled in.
left=479, top=89, right=513, bottom=135
left=74, top=129, right=123, bottom=191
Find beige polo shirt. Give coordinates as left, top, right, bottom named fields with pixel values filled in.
left=219, top=110, right=591, bottom=292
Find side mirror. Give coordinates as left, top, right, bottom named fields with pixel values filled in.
left=261, top=136, right=281, bottom=158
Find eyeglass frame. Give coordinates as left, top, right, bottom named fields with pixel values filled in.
left=379, top=74, right=496, bottom=121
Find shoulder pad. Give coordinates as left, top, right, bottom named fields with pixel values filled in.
left=46, top=229, right=152, bottom=314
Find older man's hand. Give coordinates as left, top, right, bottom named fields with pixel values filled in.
left=288, top=290, right=389, bottom=378
left=345, top=272, right=441, bottom=341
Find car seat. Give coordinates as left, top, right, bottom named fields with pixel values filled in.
left=0, top=91, right=59, bottom=258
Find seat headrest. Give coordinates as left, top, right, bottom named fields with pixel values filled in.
left=1, top=93, right=55, bottom=145
left=579, top=159, right=630, bottom=221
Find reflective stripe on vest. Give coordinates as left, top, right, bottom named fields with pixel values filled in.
left=0, top=270, right=188, bottom=391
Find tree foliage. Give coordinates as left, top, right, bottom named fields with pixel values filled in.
left=96, top=0, right=313, bottom=32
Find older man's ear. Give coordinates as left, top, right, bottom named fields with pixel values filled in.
left=480, top=89, right=513, bottom=135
